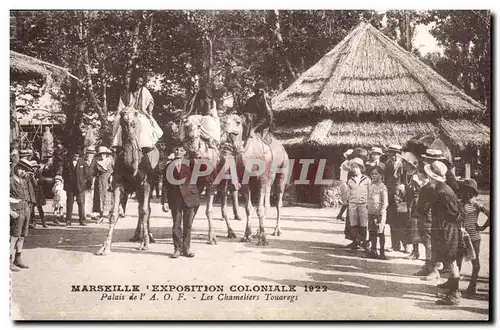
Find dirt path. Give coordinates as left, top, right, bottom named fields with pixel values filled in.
left=11, top=200, right=490, bottom=320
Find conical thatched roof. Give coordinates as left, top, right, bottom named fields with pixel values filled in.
left=273, top=21, right=489, bottom=151
left=10, top=50, right=82, bottom=83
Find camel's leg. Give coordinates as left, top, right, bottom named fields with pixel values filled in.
left=264, top=182, right=271, bottom=208
left=206, top=186, right=217, bottom=245
left=232, top=188, right=243, bottom=221
left=221, top=185, right=237, bottom=239
left=137, top=183, right=151, bottom=251
left=130, top=193, right=155, bottom=243
left=136, top=181, right=151, bottom=250
left=273, top=180, right=286, bottom=237
left=257, top=186, right=268, bottom=246
left=97, top=185, right=122, bottom=255
left=241, top=187, right=253, bottom=242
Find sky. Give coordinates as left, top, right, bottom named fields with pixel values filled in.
left=413, top=22, right=444, bottom=55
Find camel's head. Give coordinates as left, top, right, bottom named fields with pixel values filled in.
left=120, top=107, right=139, bottom=134
left=224, top=113, right=244, bottom=138
left=182, top=115, right=202, bottom=141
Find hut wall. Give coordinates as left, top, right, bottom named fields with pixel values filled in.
left=284, top=144, right=344, bottom=206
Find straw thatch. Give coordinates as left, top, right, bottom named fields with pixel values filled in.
left=273, top=22, right=486, bottom=122
left=18, top=108, right=66, bottom=126
left=438, top=118, right=490, bottom=150
left=272, top=21, right=490, bottom=152
left=274, top=123, right=313, bottom=146
left=10, top=50, right=81, bottom=82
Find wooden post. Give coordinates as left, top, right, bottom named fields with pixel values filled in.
left=465, top=163, right=471, bottom=179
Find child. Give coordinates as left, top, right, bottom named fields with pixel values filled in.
left=367, top=165, right=388, bottom=259
left=52, top=175, right=66, bottom=225
left=346, top=157, right=371, bottom=250
left=460, top=179, right=489, bottom=298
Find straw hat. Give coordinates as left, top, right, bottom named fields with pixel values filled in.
left=16, top=159, right=33, bottom=172
left=349, top=157, right=365, bottom=172
left=343, top=149, right=353, bottom=159
left=370, top=147, right=383, bottom=155
left=421, top=148, right=446, bottom=161
left=19, top=149, right=32, bottom=157
left=400, top=152, right=418, bottom=168
left=424, top=161, right=447, bottom=183
left=29, top=160, right=40, bottom=168
left=352, top=148, right=368, bottom=160
left=96, top=146, right=112, bottom=155
left=385, top=144, right=402, bottom=154
left=54, top=175, right=63, bottom=182
left=86, top=146, right=96, bottom=154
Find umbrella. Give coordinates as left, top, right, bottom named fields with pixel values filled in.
left=405, top=133, right=453, bottom=164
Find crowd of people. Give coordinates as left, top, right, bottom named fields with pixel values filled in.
left=9, top=77, right=489, bottom=308
left=336, top=145, right=490, bottom=306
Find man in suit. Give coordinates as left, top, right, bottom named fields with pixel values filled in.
left=63, top=150, right=91, bottom=226
left=162, top=143, right=200, bottom=258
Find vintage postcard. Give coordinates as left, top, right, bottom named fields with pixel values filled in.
left=9, top=9, right=491, bottom=320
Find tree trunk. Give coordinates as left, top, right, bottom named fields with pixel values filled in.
left=268, top=10, right=297, bottom=82
left=405, top=11, right=412, bottom=51
left=125, top=18, right=142, bottom=94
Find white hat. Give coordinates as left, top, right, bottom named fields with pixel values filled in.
left=421, top=149, right=446, bottom=161
left=343, top=149, right=353, bottom=159
left=370, top=147, right=383, bottom=155
left=96, top=146, right=112, bottom=155
left=400, top=152, right=418, bottom=168
left=349, top=157, right=365, bottom=172
left=386, top=144, right=403, bottom=154
left=424, top=161, right=447, bottom=183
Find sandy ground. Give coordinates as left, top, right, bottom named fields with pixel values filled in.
left=10, top=197, right=490, bottom=320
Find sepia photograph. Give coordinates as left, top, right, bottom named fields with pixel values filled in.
left=8, top=8, right=491, bottom=320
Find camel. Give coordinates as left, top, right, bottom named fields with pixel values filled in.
left=182, top=115, right=241, bottom=244
left=96, top=108, right=159, bottom=255
left=223, top=111, right=290, bottom=245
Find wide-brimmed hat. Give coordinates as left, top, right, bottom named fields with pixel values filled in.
left=19, top=149, right=32, bottom=157
left=16, top=159, right=33, bottom=172
left=421, top=148, right=446, bottom=161
left=385, top=144, right=402, bottom=154
left=349, top=157, right=365, bottom=172
left=96, top=146, right=112, bottom=155
left=343, top=149, right=353, bottom=159
left=29, top=160, right=40, bottom=168
left=370, top=147, right=383, bottom=155
left=424, top=161, right=447, bottom=183
left=86, top=146, right=96, bottom=154
left=462, top=179, right=478, bottom=196
left=352, top=148, right=368, bottom=160
left=400, top=152, right=418, bottom=168
left=54, top=175, right=63, bottom=182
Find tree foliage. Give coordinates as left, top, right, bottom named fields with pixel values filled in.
left=10, top=9, right=491, bottom=150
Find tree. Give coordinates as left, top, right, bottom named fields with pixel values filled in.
left=420, top=10, right=491, bottom=110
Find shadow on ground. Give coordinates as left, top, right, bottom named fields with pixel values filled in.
left=240, top=236, right=490, bottom=315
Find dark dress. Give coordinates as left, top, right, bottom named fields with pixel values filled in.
left=414, top=182, right=434, bottom=245
left=431, top=182, right=463, bottom=263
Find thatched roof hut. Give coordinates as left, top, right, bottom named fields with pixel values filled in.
left=10, top=50, right=81, bottom=83
left=273, top=22, right=490, bottom=151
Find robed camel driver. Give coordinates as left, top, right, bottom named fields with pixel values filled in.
left=111, top=75, right=163, bottom=154
left=240, top=82, right=274, bottom=140
left=183, top=87, right=221, bottom=149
